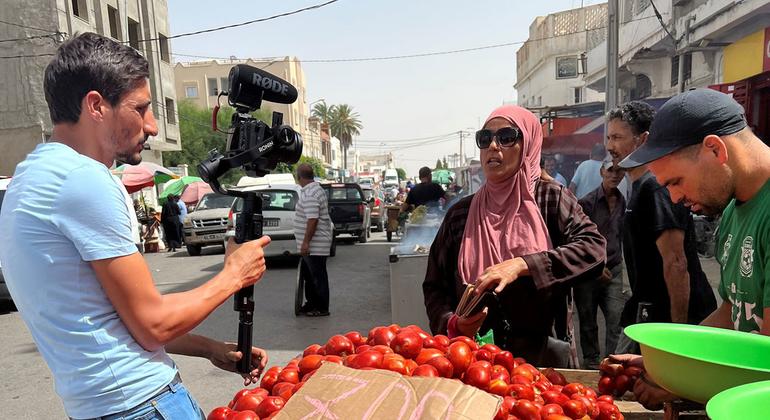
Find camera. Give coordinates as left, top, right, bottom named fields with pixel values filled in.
left=198, top=64, right=303, bottom=194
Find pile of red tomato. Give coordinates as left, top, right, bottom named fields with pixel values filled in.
left=207, top=324, right=625, bottom=420
left=596, top=358, right=643, bottom=398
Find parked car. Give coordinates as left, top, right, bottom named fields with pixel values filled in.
left=224, top=184, right=305, bottom=259
left=0, top=177, right=10, bottom=303
left=362, top=185, right=385, bottom=232
left=321, top=183, right=371, bottom=243
left=182, top=193, right=236, bottom=256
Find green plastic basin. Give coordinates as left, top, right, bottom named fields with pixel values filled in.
left=707, top=380, right=770, bottom=419
left=624, top=323, right=770, bottom=403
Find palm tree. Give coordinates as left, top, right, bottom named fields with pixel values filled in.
left=311, top=102, right=334, bottom=124
left=329, top=104, right=363, bottom=171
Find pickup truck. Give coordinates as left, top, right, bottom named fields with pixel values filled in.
left=182, top=193, right=236, bottom=256
left=321, top=183, right=371, bottom=243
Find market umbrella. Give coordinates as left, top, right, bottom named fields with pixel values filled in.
left=179, top=181, right=214, bottom=205
left=158, top=176, right=204, bottom=203
left=114, top=162, right=179, bottom=193
left=431, top=169, right=453, bottom=185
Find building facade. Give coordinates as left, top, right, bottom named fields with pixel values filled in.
left=173, top=58, right=310, bottom=149
left=515, top=3, right=608, bottom=113
left=0, top=0, right=179, bottom=175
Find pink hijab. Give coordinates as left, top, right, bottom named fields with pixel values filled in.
left=458, top=105, right=552, bottom=283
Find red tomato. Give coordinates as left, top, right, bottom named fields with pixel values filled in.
left=540, top=367, right=567, bottom=386
left=298, top=355, right=324, bottom=377
left=480, top=343, right=502, bottom=355
left=351, top=350, right=384, bottom=369
left=513, top=363, right=540, bottom=382
left=426, top=356, right=454, bottom=378
left=344, top=331, right=366, bottom=347
left=232, top=393, right=264, bottom=412
left=449, top=335, right=479, bottom=351
left=391, top=330, right=424, bottom=360
left=371, top=344, right=395, bottom=354
left=286, top=358, right=300, bottom=368
left=415, top=348, right=444, bottom=365
left=613, top=374, right=631, bottom=396
left=387, top=323, right=402, bottom=334
left=421, top=336, right=441, bottom=351
left=596, top=401, right=623, bottom=420
left=382, top=353, right=409, bottom=375
left=540, top=390, right=570, bottom=406
left=495, top=396, right=517, bottom=420
left=324, top=335, right=355, bottom=356
left=446, top=341, right=473, bottom=377
left=292, top=381, right=305, bottom=393
left=488, top=378, right=509, bottom=396
left=597, top=395, right=615, bottom=404
left=207, top=407, right=233, bottom=420
left=464, top=361, right=492, bottom=390
left=493, top=351, right=516, bottom=374
left=277, top=367, right=300, bottom=385
left=543, top=415, right=571, bottom=420
left=599, top=358, right=624, bottom=377
left=561, top=382, right=586, bottom=397
left=231, top=411, right=259, bottom=420
left=412, top=364, right=440, bottom=377
left=229, top=389, right=252, bottom=408
left=540, top=403, right=564, bottom=417
left=255, top=396, right=286, bottom=418
left=491, top=364, right=511, bottom=383
left=405, top=359, right=419, bottom=375
left=474, top=349, right=495, bottom=363
left=260, top=367, right=283, bottom=394
left=511, top=374, right=534, bottom=385
left=271, top=382, right=294, bottom=400
left=367, top=327, right=397, bottom=346
left=573, top=395, right=598, bottom=418
left=533, top=377, right=553, bottom=393
left=583, top=388, right=598, bottom=400
left=562, top=399, right=587, bottom=419
left=508, top=383, right=536, bottom=401
left=303, top=344, right=323, bottom=356
left=597, top=375, right=615, bottom=395
left=355, top=344, right=372, bottom=354
left=511, top=399, right=542, bottom=420
left=434, top=334, right=451, bottom=348
left=323, top=355, right=343, bottom=365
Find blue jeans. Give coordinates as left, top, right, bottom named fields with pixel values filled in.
left=573, top=264, right=625, bottom=368
left=72, top=376, right=204, bottom=420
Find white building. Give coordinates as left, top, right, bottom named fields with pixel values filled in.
left=515, top=4, right=608, bottom=113
left=0, top=0, right=179, bottom=175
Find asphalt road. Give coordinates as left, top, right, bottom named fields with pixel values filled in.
left=0, top=231, right=394, bottom=418
left=0, top=230, right=722, bottom=418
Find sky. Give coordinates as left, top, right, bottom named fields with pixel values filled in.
left=167, top=0, right=603, bottom=176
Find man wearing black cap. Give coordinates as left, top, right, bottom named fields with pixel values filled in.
left=606, top=101, right=716, bottom=355
left=615, top=88, right=770, bottom=409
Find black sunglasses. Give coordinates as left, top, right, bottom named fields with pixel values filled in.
left=475, top=127, right=523, bottom=149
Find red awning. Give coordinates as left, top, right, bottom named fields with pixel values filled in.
left=543, top=132, right=603, bottom=156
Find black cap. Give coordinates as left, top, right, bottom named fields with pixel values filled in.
left=619, top=89, right=747, bottom=168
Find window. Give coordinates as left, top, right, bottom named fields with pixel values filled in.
left=220, top=77, right=229, bottom=94
left=71, top=0, right=88, bottom=21
left=185, top=85, right=198, bottom=98
left=165, top=98, right=176, bottom=124
left=107, top=6, right=121, bottom=40
left=127, top=18, right=141, bottom=51
left=671, top=55, right=680, bottom=87
left=683, top=53, right=692, bottom=82
left=234, top=190, right=299, bottom=212
left=158, top=33, right=170, bottom=62
left=556, top=56, right=578, bottom=79
left=573, top=87, right=583, bottom=104
left=208, top=78, right=218, bottom=96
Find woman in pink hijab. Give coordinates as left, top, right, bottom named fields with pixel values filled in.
left=423, top=105, right=606, bottom=367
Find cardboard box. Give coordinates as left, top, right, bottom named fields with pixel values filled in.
left=275, top=363, right=500, bottom=419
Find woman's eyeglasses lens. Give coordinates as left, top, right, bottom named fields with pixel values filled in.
left=475, top=127, right=521, bottom=149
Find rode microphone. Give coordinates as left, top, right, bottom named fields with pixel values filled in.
left=228, top=64, right=298, bottom=111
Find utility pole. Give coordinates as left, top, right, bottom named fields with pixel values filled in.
left=605, top=0, right=619, bottom=115
left=458, top=130, right=465, bottom=166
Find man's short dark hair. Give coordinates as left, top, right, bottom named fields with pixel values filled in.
left=44, top=32, right=149, bottom=124
left=590, top=143, right=606, bottom=159
left=607, top=101, right=656, bottom=136
left=418, top=167, right=431, bottom=179
left=297, top=163, right=314, bottom=180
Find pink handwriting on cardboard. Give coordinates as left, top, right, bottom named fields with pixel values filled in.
left=300, top=374, right=369, bottom=420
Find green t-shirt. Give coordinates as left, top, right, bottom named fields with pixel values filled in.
left=717, top=180, right=770, bottom=333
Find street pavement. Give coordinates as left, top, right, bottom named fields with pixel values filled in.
left=0, top=230, right=722, bottom=417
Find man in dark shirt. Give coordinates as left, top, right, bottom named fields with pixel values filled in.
left=575, top=158, right=626, bottom=368
left=606, top=101, right=716, bottom=354
left=401, top=166, right=445, bottom=212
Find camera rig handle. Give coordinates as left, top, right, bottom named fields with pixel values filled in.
left=229, top=189, right=263, bottom=374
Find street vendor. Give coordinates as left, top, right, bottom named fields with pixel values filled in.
left=0, top=33, right=272, bottom=420
left=615, top=88, right=770, bottom=408
left=400, top=166, right=445, bottom=213
left=423, top=104, right=606, bottom=367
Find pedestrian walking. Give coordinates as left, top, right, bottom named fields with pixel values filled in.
left=175, top=195, right=187, bottom=245
left=569, top=143, right=607, bottom=199
left=0, top=33, right=272, bottom=420
left=575, top=159, right=627, bottom=368
left=161, top=194, right=182, bottom=251
left=294, top=163, right=334, bottom=317
left=605, top=101, right=716, bottom=354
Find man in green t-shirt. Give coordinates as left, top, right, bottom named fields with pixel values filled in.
left=614, top=88, right=770, bottom=409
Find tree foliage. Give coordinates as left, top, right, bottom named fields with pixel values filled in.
left=396, top=168, right=407, bottom=181
left=435, top=159, right=444, bottom=170
left=164, top=100, right=272, bottom=185
left=275, top=155, right=327, bottom=179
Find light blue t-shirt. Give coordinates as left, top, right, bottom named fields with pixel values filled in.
left=0, top=143, right=176, bottom=419
left=571, top=159, right=603, bottom=199
left=177, top=200, right=187, bottom=223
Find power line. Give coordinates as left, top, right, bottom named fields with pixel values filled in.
left=133, top=0, right=339, bottom=44
left=0, top=19, right=54, bottom=33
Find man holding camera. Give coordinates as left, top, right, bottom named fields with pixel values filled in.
left=0, top=33, right=271, bottom=420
